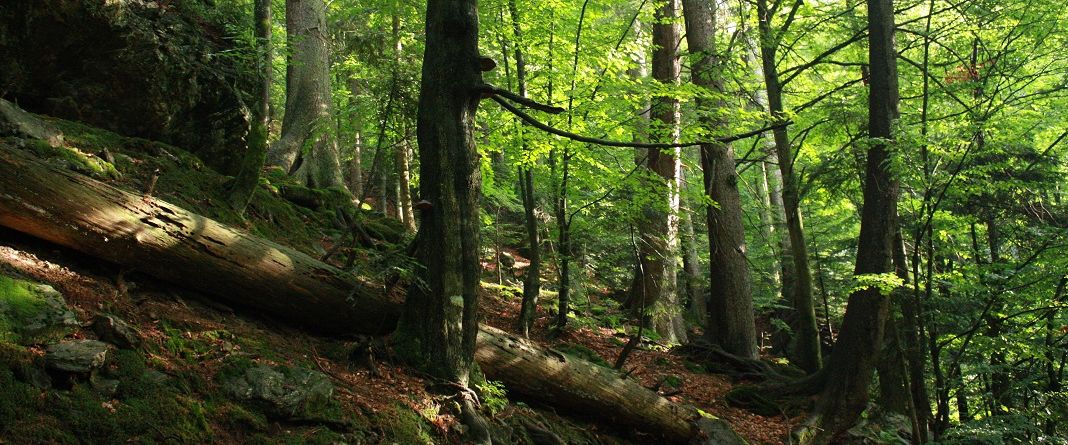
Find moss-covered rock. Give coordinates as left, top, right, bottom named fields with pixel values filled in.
left=0, top=274, right=80, bottom=345
left=218, top=359, right=341, bottom=421
left=0, top=0, right=252, bottom=174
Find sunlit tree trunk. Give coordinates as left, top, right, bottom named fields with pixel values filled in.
left=392, top=15, right=415, bottom=231
left=629, top=0, right=685, bottom=343
left=346, top=77, right=365, bottom=201
left=267, top=0, right=346, bottom=190
left=509, top=0, right=541, bottom=337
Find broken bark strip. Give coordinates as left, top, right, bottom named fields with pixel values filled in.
left=0, top=143, right=399, bottom=334
left=0, top=142, right=746, bottom=444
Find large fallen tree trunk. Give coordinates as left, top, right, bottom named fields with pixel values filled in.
left=0, top=143, right=400, bottom=334
left=0, top=142, right=745, bottom=444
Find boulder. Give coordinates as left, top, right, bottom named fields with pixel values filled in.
left=0, top=275, right=80, bottom=345
left=44, top=340, right=112, bottom=373
left=220, top=363, right=336, bottom=419
left=0, top=99, right=64, bottom=147
left=92, top=314, right=142, bottom=349
left=0, top=0, right=251, bottom=174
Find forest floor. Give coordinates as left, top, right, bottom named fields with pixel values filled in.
left=0, top=112, right=801, bottom=444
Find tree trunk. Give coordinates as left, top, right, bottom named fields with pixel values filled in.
left=0, top=142, right=747, bottom=444
left=0, top=144, right=398, bottom=334
left=683, top=0, right=757, bottom=358
left=629, top=0, right=685, bottom=343
left=509, top=0, right=541, bottom=338
left=267, top=0, right=346, bottom=189
left=391, top=0, right=483, bottom=387
left=755, top=0, right=821, bottom=373
left=794, top=0, right=900, bottom=442
left=476, top=325, right=745, bottom=444
left=681, top=191, right=707, bottom=326
left=392, top=15, right=415, bottom=232
left=227, top=0, right=272, bottom=215
left=346, top=77, right=365, bottom=201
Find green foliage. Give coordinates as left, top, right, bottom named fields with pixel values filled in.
left=475, top=379, right=509, bottom=417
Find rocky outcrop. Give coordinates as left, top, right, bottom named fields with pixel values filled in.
left=0, top=0, right=251, bottom=174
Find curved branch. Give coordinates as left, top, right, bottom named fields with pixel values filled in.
left=491, top=95, right=790, bottom=149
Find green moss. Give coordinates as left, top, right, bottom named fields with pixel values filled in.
left=0, top=275, right=76, bottom=344
left=23, top=138, right=120, bottom=179
left=374, top=403, right=436, bottom=445
left=554, top=343, right=611, bottom=368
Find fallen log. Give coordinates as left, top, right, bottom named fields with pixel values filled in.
left=0, top=141, right=745, bottom=444
left=0, top=143, right=400, bottom=334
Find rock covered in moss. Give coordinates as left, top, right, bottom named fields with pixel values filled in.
left=45, top=340, right=112, bottom=373
left=0, top=99, right=64, bottom=147
left=92, top=314, right=141, bottom=349
left=0, top=0, right=251, bottom=174
left=220, top=361, right=337, bottom=420
left=0, top=274, right=80, bottom=345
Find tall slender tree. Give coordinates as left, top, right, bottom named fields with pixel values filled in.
left=754, top=0, right=822, bottom=373
left=227, top=0, right=273, bottom=214
left=629, top=0, right=686, bottom=343
left=795, top=0, right=900, bottom=442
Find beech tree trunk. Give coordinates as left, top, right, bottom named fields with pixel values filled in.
left=0, top=144, right=398, bottom=334
left=346, top=76, right=365, bottom=201
left=0, top=142, right=745, bottom=444
left=509, top=0, right=541, bottom=338
left=391, top=0, right=483, bottom=387
left=794, top=0, right=900, bottom=443
left=392, top=15, right=416, bottom=232
left=682, top=0, right=758, bottom=359
left=755, top=0, right=821, bottom=374
left=629, top=0, right=685, bottom=343
left=267, top=0, right=346, bottom=189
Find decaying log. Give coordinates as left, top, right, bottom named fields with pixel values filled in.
left=0, top=142, right=746, bottom=444
left=0, top=143, right=400, bottom=334
left=477, top=325, right=698, bottom=442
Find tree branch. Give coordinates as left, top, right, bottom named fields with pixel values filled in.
left=478, top=84, right=565, bottom=114
left=490, top=95, right=790, bottom=149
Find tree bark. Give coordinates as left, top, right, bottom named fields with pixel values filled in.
left=0, top=144, right=398, bottom=335
left=755, top=0, right=821, bottom=373
left=628, top=0, right=685, bottom=343
left=508, top=0, right=541, bottom=338
left=794, top=0, right=900, bottom=442
left=346, top=77, right=365, bottom=201
left=227, top=0, right=272, bottom=215
left=267, top=0, right=346, bottom=190
left=683, top=0, right=757, bottom=358
left=392, top=15, right=416, bottom=232
left=476, top=325, right=745, bottom=444
left=391, top=0, right=483, bottom=390
left=0, top=142, right=746, bottom=444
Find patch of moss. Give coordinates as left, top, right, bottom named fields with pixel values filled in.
left=554, top=343, right=611, bottom=368
left=374, top=403, right=436, bottom=445
left=23, top=137, right=120, bottom=179
left=0, top=275, right=76, bottom=344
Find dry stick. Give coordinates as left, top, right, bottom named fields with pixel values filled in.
left=489, top=94, right=791, bottom=149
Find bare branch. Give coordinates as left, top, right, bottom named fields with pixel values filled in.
left=490, top=95, right=791, bottom=149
